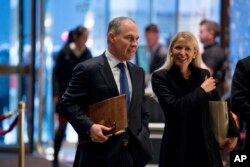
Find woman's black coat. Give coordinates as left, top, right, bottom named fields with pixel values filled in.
left=152, top=65, right=239, bottom=167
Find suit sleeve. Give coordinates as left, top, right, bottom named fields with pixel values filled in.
left=134, top=68, right=153, bottom=163
left=140, top=69, right=150, bottom=130
left=53, top=51, right=63, bottom=97
left=231, top=59, right=250, bottom=122
left=227, top=111, right=240, bottom=137
left=59, top=63, right=94, bottom=140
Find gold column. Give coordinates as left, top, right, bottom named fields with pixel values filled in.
left=18, top=101, right=26, bottom=167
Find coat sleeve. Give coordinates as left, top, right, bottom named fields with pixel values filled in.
left=151, top=71, right=209, bottom=115
left=53, top=51, right=63, bottom=97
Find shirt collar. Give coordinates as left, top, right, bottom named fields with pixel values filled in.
left=105, top=50, right=127, bottom=68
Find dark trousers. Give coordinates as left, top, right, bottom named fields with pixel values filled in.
left=75, top=134, right=134, bottom=167
left=53, top=114, right=67, bottom=164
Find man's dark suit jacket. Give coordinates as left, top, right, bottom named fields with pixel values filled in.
left=231, top=56, right=250, bottom=155
left=59, top=53, right=153, bottom=166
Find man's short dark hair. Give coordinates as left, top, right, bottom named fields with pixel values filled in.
left=145, top=24, right=159, bottom=33
left=107, top=16, right=135, bottom=35
left=200, top=19, right=221, bottom=37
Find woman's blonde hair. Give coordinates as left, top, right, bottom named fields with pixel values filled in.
left=158, top=31, right=201, bottom=71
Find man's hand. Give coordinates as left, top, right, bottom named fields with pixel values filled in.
left=89, top=124, right=112, bottom=143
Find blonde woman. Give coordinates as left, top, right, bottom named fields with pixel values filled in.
left=152, top=31, right=238, bottom=167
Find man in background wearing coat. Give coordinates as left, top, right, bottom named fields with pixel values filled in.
left=231, top=56, right=250, bottom=158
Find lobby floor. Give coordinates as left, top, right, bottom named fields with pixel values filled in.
left=42, top=141, right=158, bottom=167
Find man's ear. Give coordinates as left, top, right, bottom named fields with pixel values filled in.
left=108, top=32, right=115, bottom=43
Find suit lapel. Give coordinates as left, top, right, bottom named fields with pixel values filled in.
left=98, top=54, right=119, bottom=96
left=98, top=54, right=139, bottom=112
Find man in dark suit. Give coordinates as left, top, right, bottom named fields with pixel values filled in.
left=231, top=56, right=250, bottom=156
left=59, top=16, right=153, bottom=167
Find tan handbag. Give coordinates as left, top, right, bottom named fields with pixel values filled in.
left=209, top=101, right=229, bottom=145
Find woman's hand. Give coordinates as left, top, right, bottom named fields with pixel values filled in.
left=200, top=77, right=216, bottom=93
left=220, top=137, right=238, bottom=152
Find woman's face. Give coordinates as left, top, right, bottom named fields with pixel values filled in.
left=76, top=31, right=88, bottom=48
left=171, top=37, right=196, bottom=69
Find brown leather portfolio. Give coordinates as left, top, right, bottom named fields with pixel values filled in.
left=85, top=95, right=128, bottom=136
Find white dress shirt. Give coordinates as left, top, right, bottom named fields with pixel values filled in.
left=105, top=50, right=132, bottom=100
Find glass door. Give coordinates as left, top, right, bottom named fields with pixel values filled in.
left=0, top=0, right=34, bottom=152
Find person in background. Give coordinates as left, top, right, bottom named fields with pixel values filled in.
left=231, top=56, right=250, bottom=157
left=143, top=24, right=167, bottom=122
left=52, top=25, right=92, bottom=167
left=199, top=19, right=229, bottom=99
left=145, top=23, right=167, bottom=74
left=152, top=31, right=238, bottom=167
left=58, top=16, right=153, bottom=167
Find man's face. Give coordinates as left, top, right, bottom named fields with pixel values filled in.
left=108, top=20, right=139, bottom=61
left=199, top=24, right=213, bottom=44
left=145, top=31, right=159, bottom=48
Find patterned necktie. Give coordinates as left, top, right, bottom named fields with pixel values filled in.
left=117, top=63, right=130, bottom=110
